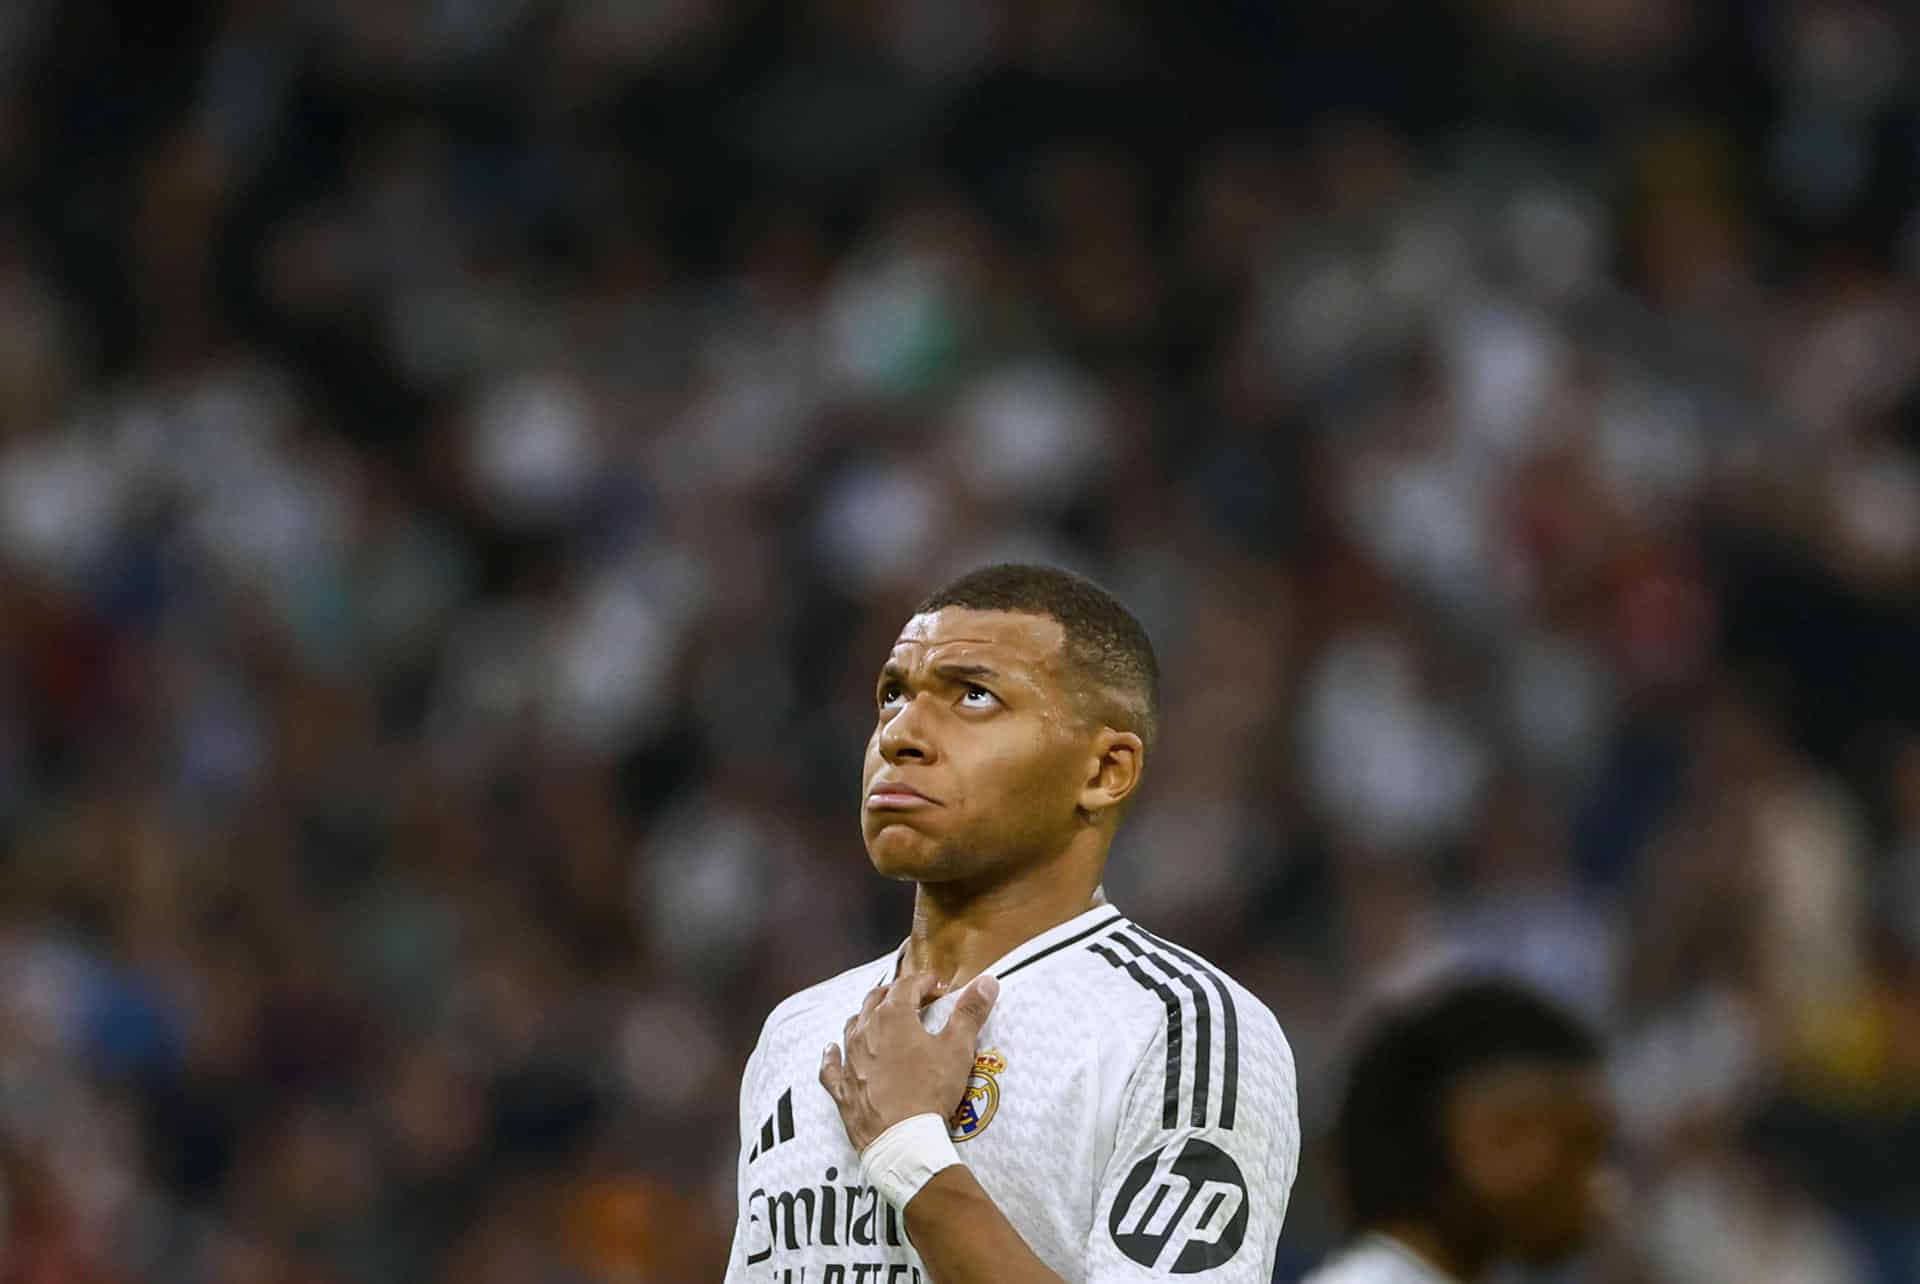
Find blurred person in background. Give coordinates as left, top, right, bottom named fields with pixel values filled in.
left=1304, top=977, right=1613, bottom=1284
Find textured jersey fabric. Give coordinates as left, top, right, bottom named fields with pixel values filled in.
left=723, top=905, right=1300, bottom=1282
left=1298, top=1236, right=1460, bottom=1284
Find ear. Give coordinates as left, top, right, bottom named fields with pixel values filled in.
left=1078, top=727, right=1145, bottom=819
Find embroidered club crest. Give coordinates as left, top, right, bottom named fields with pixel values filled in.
left=949, top=1050, right=1006, bottom=1142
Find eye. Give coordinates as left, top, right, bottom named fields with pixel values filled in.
left=877, top=682, right=905, bottom=709
left=961, top=685, right=998, bottom=708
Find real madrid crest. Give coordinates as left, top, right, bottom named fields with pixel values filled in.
left=948, top=1050, right=1006, bottom=1142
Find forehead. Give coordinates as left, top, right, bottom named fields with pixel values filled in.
left=887, top=608, right=1067, bottom=672
left=1457, top=1062, right=1610, bottom=1118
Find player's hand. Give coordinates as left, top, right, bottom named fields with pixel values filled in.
left=819, top=970, right=999, bottom=1153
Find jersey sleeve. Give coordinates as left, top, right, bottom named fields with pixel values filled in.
left=1082, top=990, right=1299, bottom=1281
left=722, top=1031, right=766, bottom=1284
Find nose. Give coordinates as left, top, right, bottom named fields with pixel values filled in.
left=1588, top=1164, right=1628, bottom=1227
left=878, top=694, right=937, bottom=764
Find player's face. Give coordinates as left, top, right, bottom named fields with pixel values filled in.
left=861, top=608, right=1096, bottom=884
left=1451, top=1063, right=1616, bottom=1266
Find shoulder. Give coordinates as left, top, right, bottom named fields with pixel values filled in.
left=1297, top=1240, right=1449, bottom=1284
left=1296, top=1258, right=1360, bottom=1284
left=741, top=949, right=897, bottom=1097
left=757, top=949, right=898, bottom=1045
left=1295, top=1252, right=1373, bottom=1284
left=1078, top=917, right=1295, bottom=1068
left=1069, top=917, right=1298, bottom=1149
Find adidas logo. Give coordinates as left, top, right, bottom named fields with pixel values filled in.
left=749, top=1087, right=795, bottom=1162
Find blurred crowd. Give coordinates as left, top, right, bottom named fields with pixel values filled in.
left=3, top=1, right=1920, bottom=1281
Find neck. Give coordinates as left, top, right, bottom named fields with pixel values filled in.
left=1373, top=1222, right=1483, bottom=1284
left=904, top=835, right=1108, bottom=989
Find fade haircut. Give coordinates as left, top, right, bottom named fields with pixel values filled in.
left=914, top=563, right=1161, bottom=750
left=1336, top=976, right=1600, bottom=1230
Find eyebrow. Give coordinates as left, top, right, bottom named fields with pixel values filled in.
left=878, top=661, right=1004, bottom=685
left=934, top=662, right=1000, bottom=682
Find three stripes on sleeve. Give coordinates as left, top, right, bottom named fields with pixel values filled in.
left=1087, top=924, right=1240, bottom=1132
left=750, top=1087, right=796, bottom=1161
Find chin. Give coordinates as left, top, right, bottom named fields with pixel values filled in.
left=864, top=827, right=944, bottom=881
left=867, top=853, right=928, bottom=882
left=867, top=825, right=989, bottom=884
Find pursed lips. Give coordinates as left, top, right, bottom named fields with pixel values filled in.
left=866, top=783, right=938, bottom=809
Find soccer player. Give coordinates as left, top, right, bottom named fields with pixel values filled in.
left=724, top=564, right=1299, bottom=1283
left=1302, top=976, right=1614, bottom=1284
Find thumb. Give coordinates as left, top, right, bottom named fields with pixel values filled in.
left=944, top=972, right=1000, bottom=1043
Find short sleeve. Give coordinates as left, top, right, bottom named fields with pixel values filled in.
left=1082, top=996, right=1298, bottom=1281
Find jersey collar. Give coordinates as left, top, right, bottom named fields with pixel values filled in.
left=884, top=904, right=1126, bottom=984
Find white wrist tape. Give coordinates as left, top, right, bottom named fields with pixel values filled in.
left=860, top=1113, right=962, bottom=1210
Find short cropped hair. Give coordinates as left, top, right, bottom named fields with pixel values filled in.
left=915, top=563, right=1160, bottom=749
left=1335, top=976, right=1601, bottom=1229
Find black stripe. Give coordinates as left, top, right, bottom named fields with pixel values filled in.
left=996, top=911, right=1126, bottom=980
left=758, top=1115, right=776, bottom=1156
left=1134, top=926, right=1239, bottom=1130
left=776, top=1088, right=794, bottom=1143
left=1089, top=941, right=1183, bottom=1129
left=1110, top=931, right=1213, bottom=1129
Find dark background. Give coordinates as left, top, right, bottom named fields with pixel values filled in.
left=1, top=1, right=1918, bottom=1280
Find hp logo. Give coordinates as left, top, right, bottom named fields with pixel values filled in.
left=1109, top=1138, right=1250, bottom=1273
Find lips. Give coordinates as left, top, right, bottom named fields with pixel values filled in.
left=867, top=782, right=937, bottom=809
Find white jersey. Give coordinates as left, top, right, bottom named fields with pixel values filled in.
left=724, top=906, right=1299, bottom=1283
left=1299, top=1236, right=1459, bottom=1284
